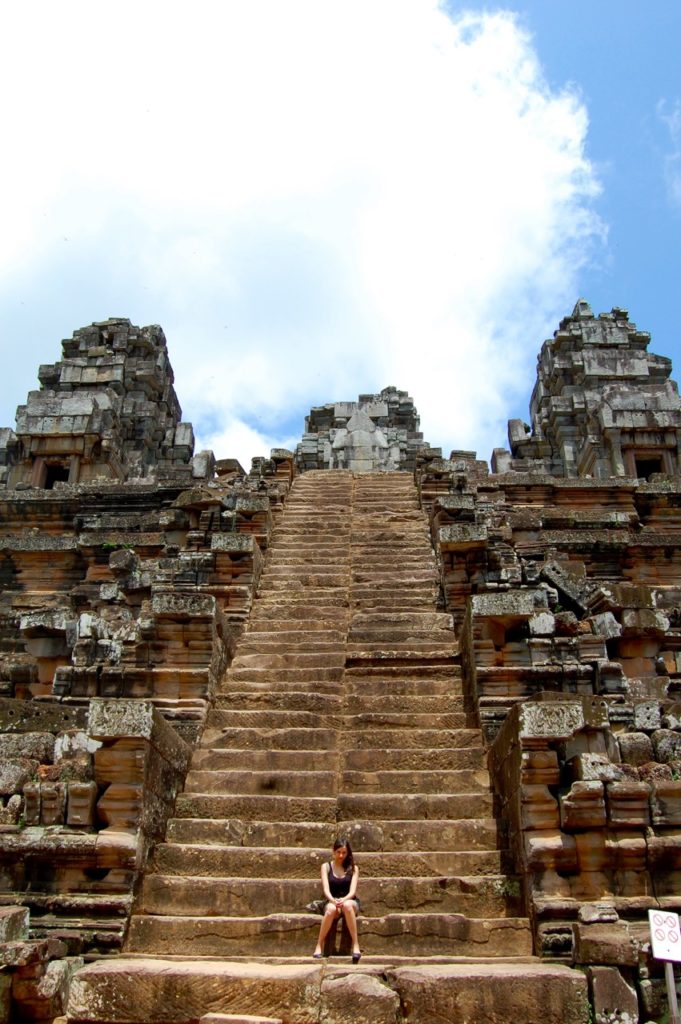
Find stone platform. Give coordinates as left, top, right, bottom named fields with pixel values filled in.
left=67, top=957, right=589, bottom=1024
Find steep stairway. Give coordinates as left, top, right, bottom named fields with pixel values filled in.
left=125, top=470, right=528, bottom=958
left=66, top=471, right=590, bottom=1023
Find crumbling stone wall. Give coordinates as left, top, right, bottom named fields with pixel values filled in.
left=0, top=324, right=297, bottom=1002
left=417, top=307, right=681, bottom=1019
left=3, top=306, right=681, bottom=1021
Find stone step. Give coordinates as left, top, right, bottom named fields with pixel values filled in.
left=265, top=553, right=350, bottom=565
left=257, top=580, right=350, bottom=593
left=164, top=819, right=500, bottom=854
left=235, top=638, right=345, bottom=654
left=343, top=665, right=460, bottom=681
left=350, top=611, right=452, bottom=626
left=341, top=694, right=465, bottom=714
left=349, top=596, right=440, bottom=610
left=342, top=712, right=470, bottom=730
left=237, top=634, right=346, bottom=651
left=174, top=794, right=338, bottom=822
left=214, top=692, right=342, bottom=713
left=342, top=747, right=485, bottom=771
left=350, top=556, right=436, bottom=566
left=189, top=749, right=330, bottom=773
left=246, top=607, right=349, bottom=623
left=126, top=912, right=534, bottom=958
left=202, top=1015, right=282, bottom=1024
left=345, top=644, right=457, bottom=658
left=349, top=587, right=438, bottom=602
left=151, top=843, right=499, bottom=876
left=184, top=770, right=338, bottom=797
left=262, top=568, right=352, bottom=581
left=265, top=539, right=351, bottom=550
left=229, top=653, right=346, bottom=670
left=66, top=959, right=589, bottom=1024
left=199, top=727, right=340, bottom=751
left=345, top=728, right=482, bottom=749
left=255, top=589, right=350, bottom=604
left=138, top=873, right=520, bottom=917
left=351, top=571, right=438, bottom=584
left=166, top=819, right=341, bottom=848
left=343, top=677, right=460, bottom=697
left=227, top=667, right=346, bottom=684
left=272, top=516, right=351, bottom=523
left=340, top=768, right=489, bottom=794
left=266, top=528, right=350, bottom=536
left=350, top=541, right=432, bottom=553
left=206, top=710, right=342, bottom=731
left=347, top=628, right=453, bottom=643
left=215, top=679, right=344, bottom=696
left=336, top=791, right=493, bottom=820
left=155, top=829, right=501, bottom=877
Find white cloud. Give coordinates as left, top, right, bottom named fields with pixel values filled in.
left=658, top=99, right=681, bottom=209
left=0, top=1, right=602, bottom=469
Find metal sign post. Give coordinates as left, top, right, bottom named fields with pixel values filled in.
left=649, top=910, right=681, bottom=1024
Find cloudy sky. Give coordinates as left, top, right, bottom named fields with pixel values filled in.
left=1, top=1, right=680, bottom=469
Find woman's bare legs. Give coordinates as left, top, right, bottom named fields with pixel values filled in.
left=341, top=900, right=360, bottom=954
left=313, top=902, right=338, bottom=956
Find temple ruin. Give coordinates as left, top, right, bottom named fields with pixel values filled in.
left=1, top=301, right=681, bottom=1022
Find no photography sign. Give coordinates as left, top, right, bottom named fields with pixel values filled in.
left=649, top=910, right=681, bottom=962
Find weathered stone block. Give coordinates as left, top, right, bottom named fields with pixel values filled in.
left=570, top=753, right=623, bottom=783
left=589, top=613, right=621, bottom=639
left=520, top=785, right=560, bottom=830
left=320, top=973, right=399, bottom=1024
left=560, top=782, right=606, bottom=831
left=0, top=758, right=38, bottom=796
left=652, top=728, right=681, bottom=764
left=387, top=963, right=589, bottom=1024
left=67, top=959, right=322, bottom=1023
left=606, top=781, right=651, bottom=827
left=520, top=749, right=560, bottom=786
left=633, top=701, right=661, bottom=731
left=41, top=782, right=66, bottom=825
left=650, top=780, right=681, bottom=826
left=0, top=906, right=29, bottom=942
left=572, top=922, right=638, bottom=966
left=618, top=731, right=654, bottom=766
left=67, top=781, right=98, bottom=828
left=519, top=701, right=585, bottom=743
left=524, top=829, right=578, bottom=873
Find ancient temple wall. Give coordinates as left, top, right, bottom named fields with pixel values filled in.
left=2, top=306, right=681, bottom=1019
left=417, top=310, right=681, bottom=1014
left=0, top=323, right=299, bottom=1005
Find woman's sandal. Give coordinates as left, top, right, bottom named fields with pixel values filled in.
left=351, top=951, right=361, bottom=964
left=313, top=952, right=323, bottom=960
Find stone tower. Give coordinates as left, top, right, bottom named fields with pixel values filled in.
left=0, top=318, right=213, bottom=489
left=495, top=300, right=681, bottom=478
left=296, top=386, right=430, bottom=472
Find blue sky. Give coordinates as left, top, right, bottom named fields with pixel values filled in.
left=0, top=1, right=679, bottom=469
left=486, top=0, right=681, bottom=365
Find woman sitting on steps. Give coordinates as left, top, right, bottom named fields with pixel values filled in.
left=312, top=837, right=362, bottom=963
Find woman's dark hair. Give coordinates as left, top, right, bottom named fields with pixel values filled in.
left=333, top=836, right=354, bottom=871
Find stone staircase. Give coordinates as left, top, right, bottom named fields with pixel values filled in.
left=67, top=471, right=588, bottom=1023
left=125, top=469, right=527, bottom=958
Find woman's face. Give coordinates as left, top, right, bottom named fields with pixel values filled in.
left=334, top=845, right=347, bottom=862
